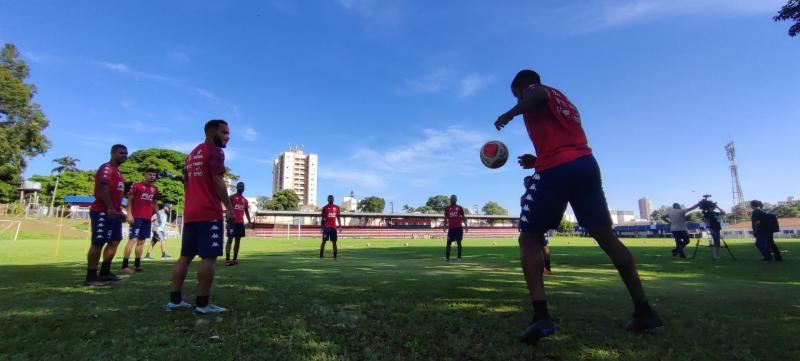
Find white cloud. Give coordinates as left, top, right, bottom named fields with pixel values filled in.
left=195, top=88, right=216, bottom=99
left=242, top=127, right=258, bottom=142
left=99, top=62, right=179, bottom=84
left=404, top=69, right=494, bottom=98
left=582, top=0, right=785, bottom=29
left=319, top=167, right=387, bottom=189
left=22, top=51, right=51, bottom=64
left=167, top=49, right=191, bottom=64
left=459, top=74, right=495, bottom=98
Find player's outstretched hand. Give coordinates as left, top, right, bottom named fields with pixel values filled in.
left=495, top=113, right=513, bottom=130
left=518, top=154, right=537, bottom=169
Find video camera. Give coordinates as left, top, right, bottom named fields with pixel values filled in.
left=698, top=194, right=718, bottom=213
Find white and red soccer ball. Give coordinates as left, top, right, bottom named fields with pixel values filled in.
left=480, top=140, right=509, bottom=169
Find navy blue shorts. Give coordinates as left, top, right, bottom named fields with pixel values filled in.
left=129, top=218, right=152, bottom=240
left=322, top=227, right=338, bottom=242
left=520, top=155, right=612, bottom=234
left=227, top=223, right=246, bottom=238
left=180, top=220, right=224, bottom=259
left=447, top=228, right=464, bottom=242
left=90, top=211, right=123, bottom=245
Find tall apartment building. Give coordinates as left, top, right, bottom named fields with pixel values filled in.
left=272, top=147, right=318, bottom=206
left=638, top=197, right=652, bottom=220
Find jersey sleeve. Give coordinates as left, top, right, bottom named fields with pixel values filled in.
left=96, top=165, right=111, bottom=185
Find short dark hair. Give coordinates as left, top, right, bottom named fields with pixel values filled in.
left=204, top=119, right=228, bottom=134
left=145, top=167, right=158, bottom=174
left=111, top=144, right=127, bottom=153
left=750, top=200, right=763, bottom=208
left=511, top=70, right=541, bottom=89
left=237, top=181, right=244, bottom=186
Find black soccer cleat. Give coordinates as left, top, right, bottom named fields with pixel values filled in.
left=519, top=318, right=555, bottom=345
left=83, top=279, right=109, bottom=287
left=625, top=311, right=664, bottom=333
left=97, top=273, right=122, bottom=282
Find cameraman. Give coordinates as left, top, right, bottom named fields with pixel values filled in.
left=661, top=202, right=700, bottom=258
left=750, top=200, right=782, bottom=262
left=699, top=197, right=725, bottom=260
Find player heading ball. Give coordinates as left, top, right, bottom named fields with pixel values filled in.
left=494, top=69, right=662, bottom=344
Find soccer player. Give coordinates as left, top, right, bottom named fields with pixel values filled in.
left=121, top=168, right=159, bottom=274
left=166, top=120, right=234, bottom=314
left=225, top=181, right=252, bottom=266
left=443, top=195, right=468, bottom=261
left=494, top=70, right=662, bottom=344
left=84, top=144, right=128, bottom=286
left=522, top=176, right=552, bottom=274
left=319, top=195, right=342, bottom=260
left=145, top=203, right=171, bottom=260
left=661, top=202, right=701, bottom=259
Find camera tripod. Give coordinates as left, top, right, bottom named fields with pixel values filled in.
left=690, top=231, right=736, bottom=260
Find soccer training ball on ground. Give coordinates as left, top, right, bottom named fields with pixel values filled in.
left=480, top=140, right=509, bottom=169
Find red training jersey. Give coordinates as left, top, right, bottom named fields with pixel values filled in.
left=129, top=182, right=158, bottom=219
left=183, top=142, right=226, bottom=222
left=522, top=84, right=592, bottom=171
left=321, top=204, right=340, bottom=228
left=230, top=194, right=249, bottom=224
left=445, top=205, right=465, bottom=229
left=90, top=162, right=125, bottom=212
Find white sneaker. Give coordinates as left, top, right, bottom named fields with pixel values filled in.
left=193, top=303, right=227, bottom=315
left=165, top=301, right=192, bottom=311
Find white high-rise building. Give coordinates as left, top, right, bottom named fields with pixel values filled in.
left=272, top=147, right=318, bottom=206
left=638, top=197, right=652, bottom=220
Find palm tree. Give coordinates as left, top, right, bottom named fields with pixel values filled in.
left=51, top=156, right=79, bottom=175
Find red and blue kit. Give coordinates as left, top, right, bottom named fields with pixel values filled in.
left=89, top=162, right=125, bottom=245
left=181, top=142, right=226, bottom=258
left=128, top=182, right=158, bottom=240
left=445, top=205, right=465, bottom=242
left=519, top=84, right=612, bottom=235
left=228, top=194, right=248, bottom=238
left=321, top=204, right=340, bottom=242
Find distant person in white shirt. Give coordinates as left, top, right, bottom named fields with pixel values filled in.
left=661, top=202, right=700, bottom=258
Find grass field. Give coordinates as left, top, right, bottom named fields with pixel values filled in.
left=0, top=232, right=798, bottom=360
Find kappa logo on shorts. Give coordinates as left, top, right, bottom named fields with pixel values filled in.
left=525, top=194, right=534, bottom=201
left=211, top=242, right=220, bottom=247
left=211, top=233, right=220, bottom=239
left=528, top=184, right=537, bottom=191
left=98, top=217, right=105, bottom=222
left=533, top=174, right=540, bottom=180
left=523, top=204, right=530, bottom=212
left=211, top=225, right=220, bottom=231
left=96, top=234, right=104, bottom=239
left=521, top=215, right=529, bottom=223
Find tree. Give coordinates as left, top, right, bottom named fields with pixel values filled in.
left=28, top=170, right=95, bottom=206
left=256, top=196, right=270, bottom=210
left=425, top=195, right=451, bottom=213
left=482, top=201, right=508, bottom=215
left=402, top=204, right=414, bottom=213
left=775, top=0, right=800, bottom=37
left=686, top=211, right=704, bottom=223
left=0, top=43, right=51, bottom=202
left=358, top=196, right=385, bottom=213
left=267, top=189, right=300, bottom=211
left=772, top=204, right=800, bottom=218
left=51, top=156, right=80, bottom=175
left=557, top=217, right=574, bottom=234
left=650, top=206, right=669, bottom=223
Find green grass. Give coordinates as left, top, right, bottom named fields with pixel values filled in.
left=0, top=236, right=798, bottom=360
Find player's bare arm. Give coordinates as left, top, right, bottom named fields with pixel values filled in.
left=213, top=174, right=234, bottom=223
left=495, top=86, right=549, bottom=130
left=99, top=184, right=120, bottom=218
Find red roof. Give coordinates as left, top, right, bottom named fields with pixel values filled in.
left=725, top=217, right=800, bottom=229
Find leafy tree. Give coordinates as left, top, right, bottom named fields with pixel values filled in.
left=775, top=0, right=800, bottom=37
left=414, top=205, right=437, bottom=214
left=557, top=217, right=574, bottom=234
left=267, top=189, right=300, bottom=211
left=482, top=201, right=508, bottom=215
left=425, top=195, right=451, bottom=213
left=51, top=156, right=80, bottom=175
left=772, top=204, right=800, bottom=218
left=686, top=211, right=704, bottom=223
left=650, top=206, right=669, bottom=223
left=402, top=204, right=414, bottom=213
left=0, top=43, right=51, bottom=202
left=256, top=196, right=270, bottom=210
left=358, top=196, right=385, bottom=213
left=28, top=170, right=95, bottom=206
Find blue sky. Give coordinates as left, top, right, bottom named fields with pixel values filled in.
left=3, top=0, right=798, bottom=215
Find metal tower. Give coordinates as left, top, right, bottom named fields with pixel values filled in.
left=725, top=142, right=745, bottom=212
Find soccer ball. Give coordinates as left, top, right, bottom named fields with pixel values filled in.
left=480, top=140, right=509, bottom=169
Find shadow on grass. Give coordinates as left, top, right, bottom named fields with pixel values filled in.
left=0, top=244, right=799, bottom=360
